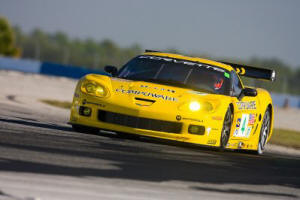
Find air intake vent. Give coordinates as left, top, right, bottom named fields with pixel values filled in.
left=98, top=110, right=182, bottom=134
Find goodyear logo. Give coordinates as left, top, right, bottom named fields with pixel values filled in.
left=116, top=88, right=178, bottom=102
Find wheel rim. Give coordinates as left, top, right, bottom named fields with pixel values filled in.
left=221, top=109, right=232, bottom=148
left=259, top=111, right=270, bottom=152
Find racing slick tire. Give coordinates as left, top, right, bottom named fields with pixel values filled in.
left=72, top=124, right=99, bottom=134
left=220, top=106, right=233, bottom=149
left=256, top=108, right=271, bottom=155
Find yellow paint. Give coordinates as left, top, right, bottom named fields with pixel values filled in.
left=69, top=52, right=274, bottom=152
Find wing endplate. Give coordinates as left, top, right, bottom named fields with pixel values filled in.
left=221, top=61, right=276, bottom=82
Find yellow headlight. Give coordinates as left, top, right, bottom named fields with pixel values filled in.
left=189, top=101, right=201, bottom=111
left=85, top=83, right=96, bottom=93
left=81, top=81, right=106, bottom=97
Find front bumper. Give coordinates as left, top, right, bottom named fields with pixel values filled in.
left=69, top=92, right=224, bottom=147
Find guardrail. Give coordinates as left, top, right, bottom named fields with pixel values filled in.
left=0, top=56, right=108, bottom=79
left=1, top=56, right=299, bottom=108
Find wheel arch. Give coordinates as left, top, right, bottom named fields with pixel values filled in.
left=229, top=103, right=234, bottom=113
left=266, top=103, right=274, bottom=141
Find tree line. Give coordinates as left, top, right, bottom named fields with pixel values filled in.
left=0, top=16, right=299, bottom=95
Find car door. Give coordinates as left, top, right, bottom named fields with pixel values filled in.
left=230, top=71, right=260, bottom=140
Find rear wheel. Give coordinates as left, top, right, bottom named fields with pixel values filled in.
left=220, top=107, right=233, bottom=149
left=72, top=124, right=99, bottom=134
left=257, top=108, right=271, bottom=155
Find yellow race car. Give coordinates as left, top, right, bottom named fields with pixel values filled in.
left=69, top=50, right=276, bottom=154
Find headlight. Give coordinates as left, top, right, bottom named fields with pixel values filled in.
left=81, top=80, right=107, bottom=97
left=178, top=100, right=214, bottom=112
left=189, top=101, right=201, bottom=111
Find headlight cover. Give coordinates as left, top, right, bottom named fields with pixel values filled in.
left=80, top=80, right=107, bottom=97
left=189, top=101, right=201, bottom=111
left=179, top=101, right=214, bottom=113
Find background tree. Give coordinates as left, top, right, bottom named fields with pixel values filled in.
left=0, top=16, right=20, bottom=57
left=11, top=26, right=300, bottom=95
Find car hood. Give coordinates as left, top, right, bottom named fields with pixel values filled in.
left=85, top=74, right=229, bottom=113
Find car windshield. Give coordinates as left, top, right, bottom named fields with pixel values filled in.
left=118, top=55, right=231, bottom=95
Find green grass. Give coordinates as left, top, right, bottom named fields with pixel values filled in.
left=40, top=99, right=72, bottom=109
left=39, top=99, right=300, bottom=149
left=270, top=129, right=300, bottom=149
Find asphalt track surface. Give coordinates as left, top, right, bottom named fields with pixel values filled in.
left=0, top=102, right=299, bottom=200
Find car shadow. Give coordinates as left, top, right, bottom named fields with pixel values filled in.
left=0, top=117, right=72, bottom=132
left=0, top=115, right=300, bottom=198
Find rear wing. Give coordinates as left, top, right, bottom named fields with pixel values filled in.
left=220, top=61, right=276, bottom=82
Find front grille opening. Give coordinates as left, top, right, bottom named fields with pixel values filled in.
left=188, top=125, right=205, bottom=135
left=98, top=110, right=182, bottom=134
left=79, top=106, right=92, bottom=117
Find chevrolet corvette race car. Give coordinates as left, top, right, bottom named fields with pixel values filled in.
left=69, top=50, right=276, bottom=154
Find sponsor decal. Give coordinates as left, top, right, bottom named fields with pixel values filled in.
left=115, top=88, right=178, bottom=102
left=236, top=101, right=256, bottom=110
left=233, top=129, right=238, bottom=137
left=206, top=127, right=211, bottom=136
left=140, top=85, right=149, bottom=88
left=224, top=72, right=230, bottom=78
left=226, top=143, right=238, bottom=148
left=214, top=79, right=224, bottom=90
left=141, top=85, right=176, bottom=93
left=212, top=116, right=223, bottom=121
left=233, top=114, right=250, bottom=138
left=182, top=117, right=203, bottom=123
left=248, top=114, right=256, bottom=125
left=236, top=118, right=241, bottom=128
left=235, top=67, right=246, bottom=75
left=139, top=55, right=225, bottom=73
left=207, top=139, right=217, bottom=145
left=239, top=114, right=249, bottom=137
left=246, top=127, right=252, bottom=138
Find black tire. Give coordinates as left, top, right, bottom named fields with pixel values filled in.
left=72, top=124, right=99, bottom=134
left=220, top=107, right=233, bottom=149
left=257, top=108, right=271, bottom=155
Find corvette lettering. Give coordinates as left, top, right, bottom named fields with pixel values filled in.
left=139, top=55, right=225, bottom=73
left=115, top=88, right=178, bottom=101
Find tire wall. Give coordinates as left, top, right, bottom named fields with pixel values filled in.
left=0, top=56, right=109, bottom=79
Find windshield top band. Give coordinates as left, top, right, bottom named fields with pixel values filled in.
left=139, top=55, right=226, bottom=73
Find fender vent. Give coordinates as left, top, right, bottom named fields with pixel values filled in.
left=135, top=97, right=155, bottom=103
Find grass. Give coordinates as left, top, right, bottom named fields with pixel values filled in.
left=40, top=99, right=72, bottom=109
left=39, top=99, right=300, bottom=149
left=270, top=129, right=300, bottom=149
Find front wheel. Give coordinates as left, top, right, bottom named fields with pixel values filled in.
left=257, top=108, right=271, bottom=155
left=220, top=107, right=233, bottom=149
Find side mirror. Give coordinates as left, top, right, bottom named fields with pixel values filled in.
left=238, top=87, right=257, bottom=100
left=104, top=65, right=118, bottom=76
